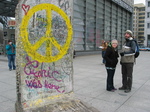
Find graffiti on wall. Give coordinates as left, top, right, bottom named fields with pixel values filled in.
left=20, top=3, right=72, bottom=63
left=16, top=0, right=73, bottom=108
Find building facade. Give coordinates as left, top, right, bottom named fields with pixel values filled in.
left=73, top=0, right=134, bottom=53
left=0, top=0, right=134, bottom=54
left=145, top=0, right=150, bottom=47
left=133, top=3, right=145, bottom=46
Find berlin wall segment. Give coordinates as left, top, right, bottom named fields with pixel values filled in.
left=15, top=0, right=100, bottom=112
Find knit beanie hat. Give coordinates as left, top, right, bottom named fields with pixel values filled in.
left=125, top=30, right=133, bottom=37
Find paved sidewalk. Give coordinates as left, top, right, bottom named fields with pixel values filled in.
left=73, top=51, right=150, bottom=112
left=0, top=55, right=7, bottom=62
left=0, top=52, right=150, bottom=112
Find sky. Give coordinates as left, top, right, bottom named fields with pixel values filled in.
left=134, top=0, right=145, bottom=4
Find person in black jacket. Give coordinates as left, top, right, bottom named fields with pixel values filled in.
left=104, top=39, right=119, bottom=92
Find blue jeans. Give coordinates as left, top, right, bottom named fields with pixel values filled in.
left=7, top=54, right=16, bottom=70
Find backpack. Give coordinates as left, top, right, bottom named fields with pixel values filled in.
left=131, top=40, right=140, bottom=58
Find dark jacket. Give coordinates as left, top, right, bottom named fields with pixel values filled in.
left=104, top=45, right=119, bottom=68
left=120, top=37, right=136, bottom=63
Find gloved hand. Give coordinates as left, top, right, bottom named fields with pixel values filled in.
left=120, top=52, right=124, bottom=56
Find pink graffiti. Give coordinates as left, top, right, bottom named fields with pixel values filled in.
left=44, top=80, right=65, bottom=93
left=22, top=4, right=30, bottom=15
left=25, top=79, right=65, bottom=93
left=24, top=57, right=62, bottom=82
left=25, top=79, right=42, bottom=89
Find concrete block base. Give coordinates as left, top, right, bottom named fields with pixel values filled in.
left=15, top=98, right=100, bottom=112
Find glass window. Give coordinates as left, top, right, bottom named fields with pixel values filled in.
left=87, top=0, right=95, bottom=5
left=148, top=35, right=150, bottom=46
left=74, top=44, right=84, bottom=51
left=139, top=13, right=145, bottom=15
left=138, top=32, right=144, bottom=35
left=139, top=8, right=145, bottom=11
left=73, top=11, right=85, bottom=19
left=139, top=28, right=144, bottom=31
left=139, top=20, right=144, bottom=23
left=148, top=23, right=150, bottom=28
left=139, top=24, right=144, bottom=27
left=87, top=9, right=96, bottom=16
left=142, top=8, right=145, bottom=11
left=74, top=0, right=85, bottom=6
left=73, top=0, right=132, bottom=51
left=73, top=18, right=85, bottom=25
left=105, top=0, right=111, bottom=7
left=73, top=5, right=85, bottom=12
left=74, top=31, right=84, bottom=38
left=73, top=1, right=86, bottom=51
left=87, top=3, right=95, bottom=10
left=147, top=12, right=150, bottom=18
left=98, top=0, right=104, bottom=4
left=139, top=17, right=145, bottom=19
left=73, top=25, right=84, bottom=31
left=148, top=1, right=150, bottom=7
left=97, top=3, right=104, bottom=9
left=74, top=37, right=84, bottom=44
left=86, top=44, right=95, bottom=50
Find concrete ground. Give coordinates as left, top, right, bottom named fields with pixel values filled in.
left=0, top=51, right=150, bottom=112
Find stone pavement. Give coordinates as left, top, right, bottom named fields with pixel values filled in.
left=0, top=52, right=150, bottom=112
left=0, top=55, right=7, bottom=62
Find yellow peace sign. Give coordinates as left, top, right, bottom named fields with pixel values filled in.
left=20, top=3, right=73, bottom=63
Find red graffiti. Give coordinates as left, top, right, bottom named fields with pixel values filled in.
left=22, top=4, right=30, bottom=15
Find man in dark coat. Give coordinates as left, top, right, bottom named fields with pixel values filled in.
left=119, top=30, right=136, bottom=93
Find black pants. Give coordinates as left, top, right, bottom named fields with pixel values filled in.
left=73, top=50, right=76, bottom=58
left=106, top=69, right=116, bottom=91
left=121, top=63, right=134, bottom=90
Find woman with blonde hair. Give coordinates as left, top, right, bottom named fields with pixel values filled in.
left=104, top=39, right=119, bottom=92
